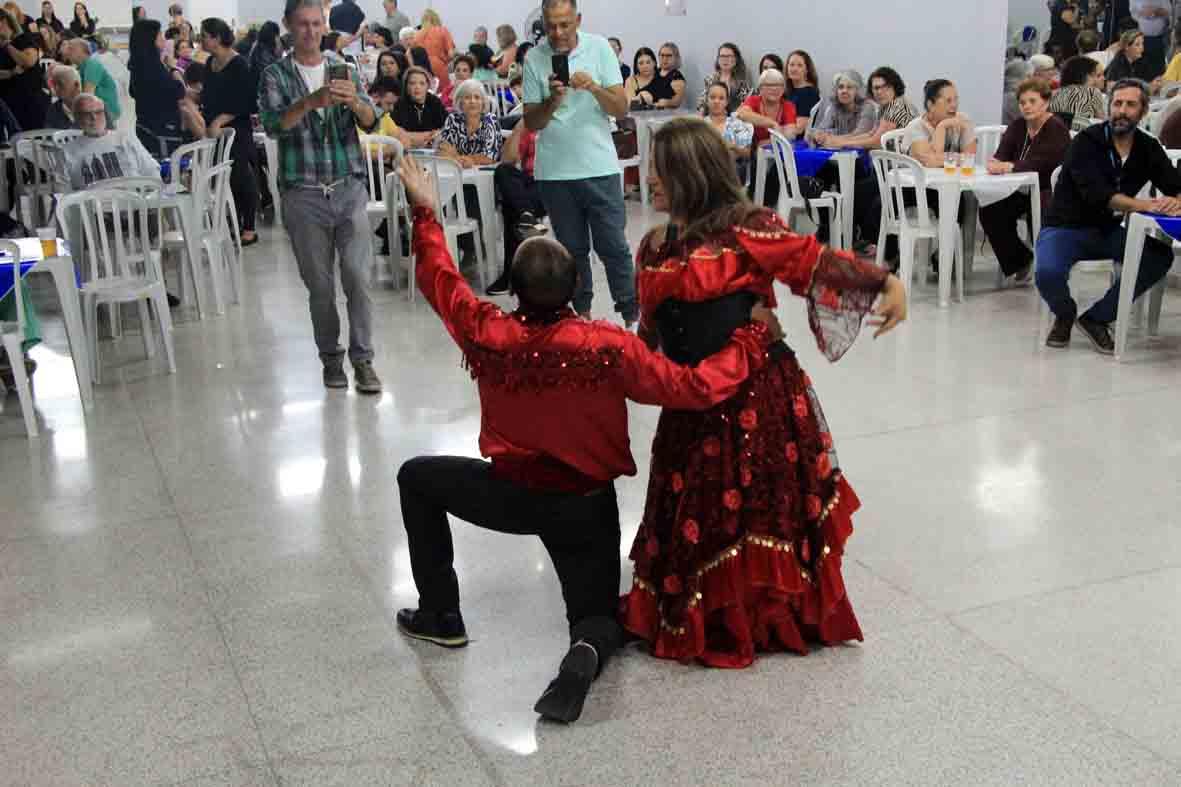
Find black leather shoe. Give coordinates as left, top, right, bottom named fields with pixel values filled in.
left=486, top=272, right=511, bottom=296
left=396, top=608, right=469, bottom=648
left=323, top=359, right=348, bottom=389
left=1045, top=316, right=1073, bottom=348
left=534, top=641, right=598, bottom=723
left=1077, top=315, right=1114, bottom=355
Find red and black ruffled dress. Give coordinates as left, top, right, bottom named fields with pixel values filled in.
left=619, top=209, right=889, bottom=668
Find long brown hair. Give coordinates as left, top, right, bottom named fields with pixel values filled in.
left=652, top=117, right=759, bottom=245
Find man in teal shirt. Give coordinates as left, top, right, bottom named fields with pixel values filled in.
left=63, top=38, right=120, bottom=122
left=522, top=0, right=636, bottom=325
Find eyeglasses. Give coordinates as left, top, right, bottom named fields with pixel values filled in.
left=75, top=109, right=104, bottom=119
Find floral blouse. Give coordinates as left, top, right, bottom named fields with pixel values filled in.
left=437, top=111, right=503, bottom=160
left=695, top=75, right=752, bottom=113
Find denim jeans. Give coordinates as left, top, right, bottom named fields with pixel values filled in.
left=1034, top=225, right=1174, bottom=324
left=538, top=175, right=637, bottom=322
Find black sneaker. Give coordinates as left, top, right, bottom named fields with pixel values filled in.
left=534, top=641, right=598, bottom=723
left=396, top=608, right=469, bottom=648
left=1045, top=316, right=1073, bottom=348
left=486, top=272, right=511, bottom=296
left=1077, top=315, right=1114, bottom=355
left=352, top=360, right=382, bottom=395
left=323, top=358, right=348, bottom=389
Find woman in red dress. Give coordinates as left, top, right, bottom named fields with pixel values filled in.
left=619, top=118, right=907, bottom=668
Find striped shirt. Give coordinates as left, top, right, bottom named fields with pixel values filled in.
left=1048, top=85, right=1106, bottom=131
left=879, top=97, right=917, bottom=130
left=257, top=51, right=380, bottom=190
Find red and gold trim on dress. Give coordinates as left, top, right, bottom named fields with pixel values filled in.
left=631, top=476, right=843, bottom=637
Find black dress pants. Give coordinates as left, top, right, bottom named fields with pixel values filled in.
left=397, top=456, right=623, bottom=663
left=228, top=131, right=259, bottom=233
left=494, top=163, right=545, bottom=266
left=979, top=192, right=1035, bottom=276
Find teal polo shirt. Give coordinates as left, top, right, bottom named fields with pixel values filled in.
left=79, top=57, right=121, bottom=122
left=523, top=32, right=623, bottom=181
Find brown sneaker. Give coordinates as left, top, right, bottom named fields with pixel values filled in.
left=1045, top=316, right=1072, bottom=348
left=352, top=360, right=382, bottom=394
left=1076, top=315, right=1114, bottom=355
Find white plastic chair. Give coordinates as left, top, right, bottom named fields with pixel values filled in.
left=193, top=161, right=240, bottom=312
left=637, top=116, right=672, bottom=206
left=167, top=138, right=217, bottom=191
left=0, top=240, right=39, bottom=436
left=56, top=189, right=177, bottom=384
left=385, top=172, right=417, bottom=300
left=360, top=134, right=406, bottom=284
left=880, top=128, right=907, bottom=153
left=975, top=125, right=1006, bottom=166
left=12, top=130, right=62, bottom=229
left=213, top=128, right=243, bottom=271
left=768, top=130, right=843, bottom=247
left=870, top=150, right=962, bottom=300
left=51, top=129, right=84, bottom=146
left=408, top=152, right=487, bottom=289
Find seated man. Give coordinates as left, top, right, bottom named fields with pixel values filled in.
left=486, top=120, right=546, bottom=295
left=45, top=63, right=81, bottom=129
left=61, top=38, right=121, bottom=124
left=393, top=156, right=779, bottom=724
left=1035, top=78, right=1181, bottom=353
left=55, top=93, right=162, bottom=189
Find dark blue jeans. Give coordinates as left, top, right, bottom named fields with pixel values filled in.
left=538, top=174, right=637, bottom=322
left=1034, top=225, right=1174, bottom=324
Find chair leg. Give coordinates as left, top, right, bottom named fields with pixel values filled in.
left=472, top=229, right=487, bottom=291
left=875, top=221, right=888, bottom=268
left=110, top=301, right=123, bottom=339
left=203, top=238, right=226, bottom=316
left=955, top=229, right=965, bottom=302
left=226, top=198, right=244, bottom=267
left=1, top=333, right=37, bottom=437
left=1147, top=280, right=1166, bottom=335
left=152, top=289, right=178, bottom=374
left=899, top=234, right=916, bottom=299
left=85, top=295, right=101, bottom=386
left=138, top=299, right=156, bottom=359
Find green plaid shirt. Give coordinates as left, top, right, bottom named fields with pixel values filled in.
left=257, top=51, right=380, bottom=191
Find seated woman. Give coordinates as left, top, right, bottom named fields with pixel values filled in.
left=1049, top=55, right=1107, bottom=131
left=696, top=42, right=750, bottom=113
left=735, top=67, right=798, bottom=207
left=441, top=53, right=475, bottom=109
left=409, top=46, right=440, bottom=92
left=981, top=78, right=1069, bottom=284
left=436, top=78, right=503, bottom=263
left=1106, top=30, right=1162, bottom=87
left=652, top=42, right=687, bottom=109
left=469, top=43, right=497, bottom=82
left=785, top=49, right=821, bottom=128
left=756, top=53, right=783, bottom=79
left=487, top=120, right=546, bottom=295
left=903, top=78, right=977, bottom=167
left=808, top=70, right=878, bottom=147
left=393, top=66, right=448, bottom=148
left=702, top=82, right=754, bottom=183
left=625, top=47, right=663, bottom=109
left=374, top=49, right=407, bottom=95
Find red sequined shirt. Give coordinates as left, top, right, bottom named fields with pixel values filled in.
left=412, top=207, right=775, bottom=492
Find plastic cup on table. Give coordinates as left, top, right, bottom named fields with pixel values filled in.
left=960, top=156, right=976, bottom=177
left=943, top=152, right=959, bottom=175
left=36, top=227, right=57, bottom=257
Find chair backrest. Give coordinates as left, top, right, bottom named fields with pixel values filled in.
left=192, top=161, right=234, bottom=236
left=1169, top=149, right=1181, bottom=168
left=880, top=128, right=907, bottom=153
left=52, top=129, right=84, bottom=146
left=56, top=188, right=161, bottom=286
left=214, top=128, right=235, bottom=166
left=869, top=149, right=935, bottom=234
left=168, top=138, right=217, bottom=186
left=974, top=124, right=1006, bottom=165
left=408, top=151, right=468, bottom=222
left=1050, top=164, right=1062, bottom=192
left=768, top=129, right=807, bottom=212
left=0, top=239, right=26, bottom=332
left=1147, top=109, right=1164, bottom=136
left=359, top=134, right=405, bottom=201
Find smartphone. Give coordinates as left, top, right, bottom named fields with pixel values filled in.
left=551, top=54, right=570, bottom=86
left=328, top=63, right=350, bottom=82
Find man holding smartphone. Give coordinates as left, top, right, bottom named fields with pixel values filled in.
left=523, top=0, right=637, bottom=327
left=258, top=0, right=384, bottom=394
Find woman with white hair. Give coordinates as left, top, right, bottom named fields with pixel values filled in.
left=437, top=78, right=502, bottom=167
left=808, top=70, right=878, bottom=147
left=735, top=67, right=799, bottom=206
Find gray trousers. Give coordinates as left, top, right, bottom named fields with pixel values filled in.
left=281, top=179, right=374, bottom=363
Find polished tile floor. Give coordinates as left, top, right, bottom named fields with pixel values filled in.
left=4, top=202, right=1181, bottom=786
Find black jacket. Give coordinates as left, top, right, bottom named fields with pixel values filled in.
left=1046, top=122, right=1181, bottom=230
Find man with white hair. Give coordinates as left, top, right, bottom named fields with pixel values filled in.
left=45, top=63, right=81, bottom=129
left=61, top=37, right=121, bottom=122
left=55, top=93, right=160, bottom=189
left=398, top=25, right=415, bottom=47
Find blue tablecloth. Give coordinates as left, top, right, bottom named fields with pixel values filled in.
left=0, top=258, right=38, bottom=303
left=766, top=140, right=870, bottom=179
left=1147, top=213, right=1181, bottom=242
